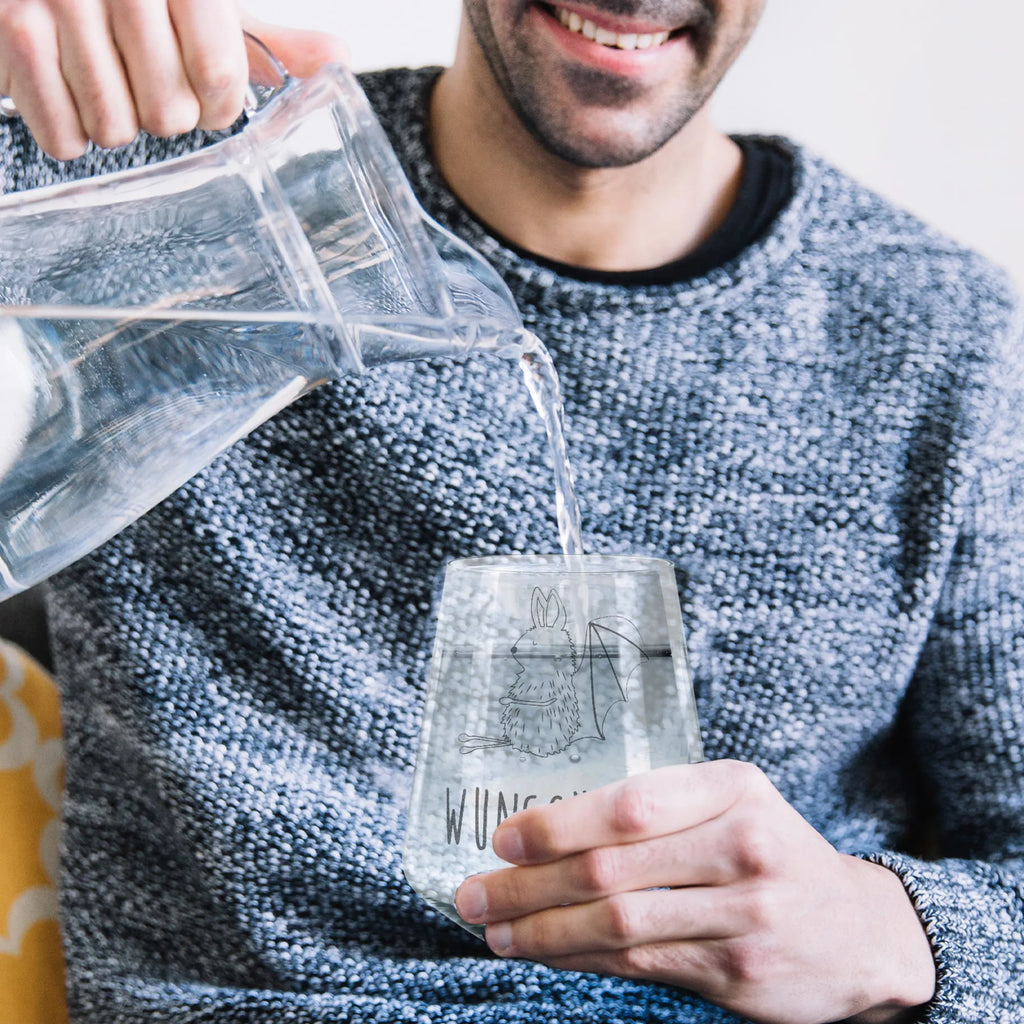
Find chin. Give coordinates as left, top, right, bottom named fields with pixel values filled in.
left=512, top=84, right=702, bottom=168
left=532, top=119, right=680, bottom=169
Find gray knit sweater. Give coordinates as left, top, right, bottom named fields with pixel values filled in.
left=3, top=68, right=1023, bottom=1023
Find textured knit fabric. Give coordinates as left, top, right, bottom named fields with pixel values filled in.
left=3, top=67, right=1024, bottom=1023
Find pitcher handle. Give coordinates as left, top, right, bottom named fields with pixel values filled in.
left=0, top=30, right=290, bottom=122
left=243, top=30, right=291, bottom=114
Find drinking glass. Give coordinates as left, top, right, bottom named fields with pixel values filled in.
left=403, top=553, right=703, bottom=937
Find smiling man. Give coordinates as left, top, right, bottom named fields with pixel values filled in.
left=446, top=0, right=750, bottom=166
left=2, top=3, right=1023, bottom=1024
left=432, top=0, right=761, bottom=270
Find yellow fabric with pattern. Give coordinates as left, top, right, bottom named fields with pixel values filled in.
left=0, top=640, right=68, bottom=1024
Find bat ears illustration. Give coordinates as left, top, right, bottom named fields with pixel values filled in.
left=531, top=588, right=567, bottom=631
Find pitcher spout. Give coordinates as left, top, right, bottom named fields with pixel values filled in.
left=348, top=319, right=532, bottom=369
left=427, top=216, right=523, bottom=333
left=346, top=214, right=525, bottom=369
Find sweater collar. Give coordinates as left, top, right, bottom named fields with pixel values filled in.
left=359, top=66, right=824, bottom=311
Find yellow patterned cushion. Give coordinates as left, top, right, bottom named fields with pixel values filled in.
left=0, top=640, right=68, bottom=1024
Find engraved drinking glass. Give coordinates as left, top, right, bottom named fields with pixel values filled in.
left=403, top=553, right=703, bottom=936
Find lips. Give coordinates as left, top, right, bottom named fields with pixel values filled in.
left=540, top=3, right=684, bottom=51
left=554, top=7, right=672, bottom=49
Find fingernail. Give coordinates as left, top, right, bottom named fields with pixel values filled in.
left=455, top=878, right=487, bottom=923
left=486, top=921, right=512, bottom=955
left=493, top=825, right=524, bottom=862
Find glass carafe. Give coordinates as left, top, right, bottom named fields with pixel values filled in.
left=0, top=44, right=526, bottom=600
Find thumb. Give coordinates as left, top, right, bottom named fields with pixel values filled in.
left=241, top=13, right=350, bottom=80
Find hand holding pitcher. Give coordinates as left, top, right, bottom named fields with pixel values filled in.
left=0, top=0, right=348, bottom=158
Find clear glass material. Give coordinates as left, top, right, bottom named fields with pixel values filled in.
left=0, top=59, right=525, bottom=600
left=403, top=554, right=703, bottom=938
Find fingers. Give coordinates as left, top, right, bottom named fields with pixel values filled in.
left=476, top=855, right=937, bottom=1022
left=482, top=886, right=742, bottom=961
left=112, top=0, right=246, bottom=137
left=489, top=759, right=763, bottom=866
left=0, top=0, right=351, bottom=159
left=168, top=0, right=247, bottom=131
left=455, top=760, right=792, bottom=956
left=57, top=6, right=138, bottom=150
left=457, top=814, right=739, bottom=925
left=0, top=1, right=89, bottom=158
left=476, top=884, right=772, bottom=1008
left=0, top=0, right=249, bottom=159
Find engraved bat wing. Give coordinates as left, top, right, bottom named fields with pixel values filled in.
left=574, top=615, right=649, bottom=742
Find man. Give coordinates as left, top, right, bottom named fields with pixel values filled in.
left=2, top=2, right=1022, bottom=1022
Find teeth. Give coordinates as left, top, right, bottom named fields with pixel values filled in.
left=555, top=6, right=672, bottom=49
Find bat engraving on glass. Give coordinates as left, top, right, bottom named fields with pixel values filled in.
left=459, top=587, right=649, bottom=757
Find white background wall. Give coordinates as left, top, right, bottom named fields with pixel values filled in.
left=246, top=1, right=1023, bottom=292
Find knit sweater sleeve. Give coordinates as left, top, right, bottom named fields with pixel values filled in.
left=870, top=300, right=1024, bottom=1021
left=0, top=113, right=237, bottom=195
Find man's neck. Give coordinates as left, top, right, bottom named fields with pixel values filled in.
left=429, top=46, right=743, bottom=274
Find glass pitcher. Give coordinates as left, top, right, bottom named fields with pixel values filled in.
left=0, top=40, right=528, bottom=600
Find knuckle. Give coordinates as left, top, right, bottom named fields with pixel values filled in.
left=0, top=2, right=50, bottom=47
left=610, top=778, right=657, bottom=837
left=108, top=0, right=158, bottom=44
left=574, top=846, right=620, bottom=895
left=602, top=893, right=643, bottom=943
left=522, top=911, right=559, bottom=954
left=0, top=4, right=52, bottom=86
left=527, top=810, right=566, bottom=857
left=502, top=869, right=532, bottom=911
left=138, top=97, right=200, bottom=138
left=40, top=131, right=88, bottom=161
left=76, top=93, right=137, bottom=151
left=188, top=56, right=243, bottom=103
left=109, top=0, right=150, bottom=23
left=723, top=757, right=770, bottom=796
left=196, top=101, right=244, bottom=133
left=719, top=937, right=774, bottom=988
left=730, top=813, right=783, bottom=877
left=89, top=118, right=136, bottom=150
left=616, top=942, right=656, bottom=978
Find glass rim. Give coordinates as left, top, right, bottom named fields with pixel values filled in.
left=444, top=553, right=676, bottom=575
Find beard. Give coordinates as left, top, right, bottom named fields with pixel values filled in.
left=507, top=56, right=714, bottom=168
left=463, top=0, right=760, bottom=168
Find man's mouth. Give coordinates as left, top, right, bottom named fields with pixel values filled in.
left=544, top=4, right=680, bottom=51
